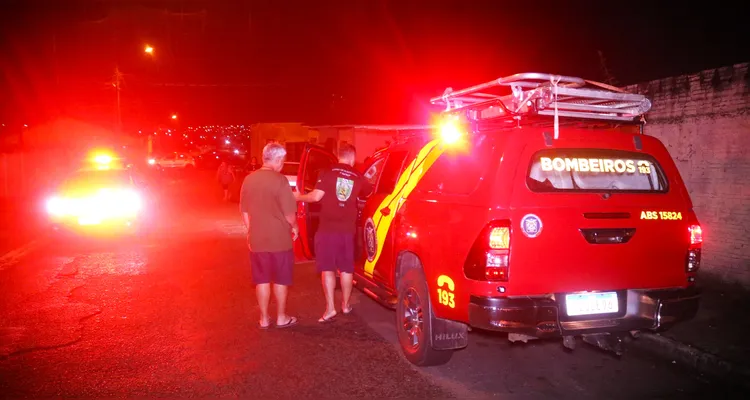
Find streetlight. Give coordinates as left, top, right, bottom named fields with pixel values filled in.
left=171, top=114, right=180, bottom=135
left=145, top=44, right=160, bottom=74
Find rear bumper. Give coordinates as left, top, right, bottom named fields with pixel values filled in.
left=468, top=287, right=700, bottom=337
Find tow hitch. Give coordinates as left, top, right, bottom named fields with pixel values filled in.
left=581, top=333, right=625, bottom=356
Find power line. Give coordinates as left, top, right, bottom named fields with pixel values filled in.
left=149, top=82, right=289, bottom=88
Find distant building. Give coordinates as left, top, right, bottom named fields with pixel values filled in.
left=305, top=125, right=430, bottom=163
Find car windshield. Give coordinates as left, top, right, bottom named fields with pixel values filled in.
left=281, top=163, right=299, bottom=175
left=527, top=149, right=669, bottom=193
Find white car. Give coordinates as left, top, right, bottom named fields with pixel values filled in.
left=149, top=153, right=196, bottom=169
left=281, top=162, right=299, bottom=190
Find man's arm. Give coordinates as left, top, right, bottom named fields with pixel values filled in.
left=239, top=176, right=251, bottom=228
left=294, top=169, right=328, bottom=203
left=242, top=212, right=250, bottom=230
left=360, top=181, right=374, bottom=199
left=279, top=178, right=300, bottom=241
left=295, top=189, right=325, bottom=203
left=239, top=177, right=253, bottom=249
left=285, top=212, right=298, bottom=241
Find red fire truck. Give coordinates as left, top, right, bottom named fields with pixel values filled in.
left=295, top=73, right=702, bottom=366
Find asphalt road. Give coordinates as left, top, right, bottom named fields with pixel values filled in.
left=0, top=171, right=746, bottom=399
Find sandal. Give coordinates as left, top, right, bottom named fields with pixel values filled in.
left=318, top=311, right=337, bottom=323
left=258, top=322, right=271, bottom=330
left=342, top=305, right=353, bottom=315
left=276, top=316, right=299, bottom=329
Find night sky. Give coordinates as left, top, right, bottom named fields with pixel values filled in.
left=1, top=0, right=748, bottom=129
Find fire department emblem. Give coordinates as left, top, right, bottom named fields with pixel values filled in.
left=520, top=214, right=543, bottom=238
left=364, top=217, right=377, bottom=262
left=336, top=177, right=354, bottom=201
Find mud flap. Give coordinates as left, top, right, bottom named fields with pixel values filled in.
left=429, top=313, right=469, bottom=350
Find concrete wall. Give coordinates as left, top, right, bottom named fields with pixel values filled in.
left=251, top=124, right=395, bottom=164
left=350, top=129, right=395, bottom=162
left=624, top=63, right=750, bottom=285
left=248, top=123, right=316, bottom=161
left=306, top=126, right=423, bottom=163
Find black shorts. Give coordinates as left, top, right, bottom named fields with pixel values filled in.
left=314, top=231, right=355, bottom=274
left=249, top=250, right=294, bottom=286
left=221, top=183, right=230, bottom=190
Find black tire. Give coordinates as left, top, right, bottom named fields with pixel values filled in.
left=396, top=268, right=453, bottom=366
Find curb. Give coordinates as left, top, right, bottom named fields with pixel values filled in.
left=633, top=332, right=750, bottom=384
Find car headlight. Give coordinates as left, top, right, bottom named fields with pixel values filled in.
left=119, top=189, right=142, bottom=212
left=46, top=196, right=67, bottom=216
left=97, top=188, right=142, bottom=214
left=47, top=189, right=143, bottom=219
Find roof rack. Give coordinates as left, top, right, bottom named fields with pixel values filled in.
left=430, top=73, right=651, bottom=124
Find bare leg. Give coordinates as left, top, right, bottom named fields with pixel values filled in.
left=256, top=283, right=271, bottom=327
left=320, top=271, right=337, bottom=320
left=340, top=272, right=353, bottom=312
left=273, top=284, right=290, bottom=325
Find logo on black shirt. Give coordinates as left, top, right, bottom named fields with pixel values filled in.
left=336, top=176, right=354, bottom=201
left=364, top=217, right=377, bottom=262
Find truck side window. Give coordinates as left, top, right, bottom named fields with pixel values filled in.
left=419, top=134, right=496, bottom=195
left=364, top=158, right=385, bottom=187
left=376, top=151, right=409, bottom=194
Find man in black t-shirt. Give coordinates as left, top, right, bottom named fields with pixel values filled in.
left=294, top=144, right=371, bottom=323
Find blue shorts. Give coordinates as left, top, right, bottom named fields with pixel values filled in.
left=249, top=250, right=294, bottom=286
left=314, top=232, right=355, bottom=274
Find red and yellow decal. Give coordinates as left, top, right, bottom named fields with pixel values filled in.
left=363, top=138, right=446, bottom=276
left=437, top=275, right=456, bottom=308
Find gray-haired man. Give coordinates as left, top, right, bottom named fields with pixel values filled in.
left=240, top=143, right=299, bottom=329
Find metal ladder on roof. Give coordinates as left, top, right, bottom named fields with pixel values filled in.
left=430, top=73, right=652, bottom=124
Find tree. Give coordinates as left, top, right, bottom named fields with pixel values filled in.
left=598, top=50, right=619, bottom=86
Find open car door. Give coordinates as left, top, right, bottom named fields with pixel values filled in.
left=296, top=144, right=337, bottom=259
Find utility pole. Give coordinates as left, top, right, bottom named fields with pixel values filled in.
left=113, top=66, right=124, bottom=133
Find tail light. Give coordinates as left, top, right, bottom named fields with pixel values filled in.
left=464, top=220, right=511, bottom=281
left=686, top=224, right=702, bottom=273
left=689, top=225, right=702, bottom=246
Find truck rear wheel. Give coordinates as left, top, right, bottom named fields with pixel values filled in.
left=396, top=268, right=453, bottom=366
